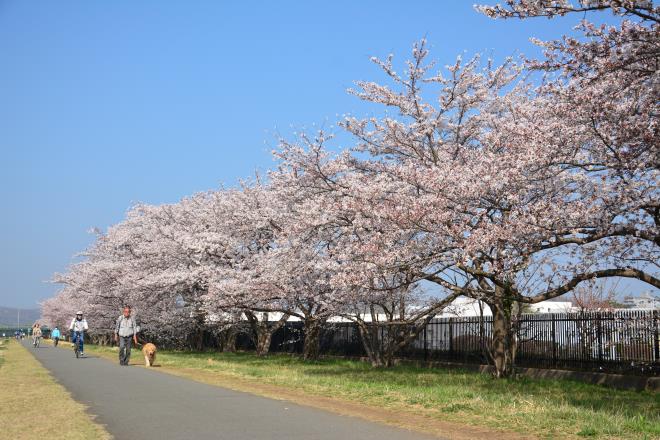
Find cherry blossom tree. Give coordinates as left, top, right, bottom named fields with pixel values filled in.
left=179, top=188, right=298, bottom=352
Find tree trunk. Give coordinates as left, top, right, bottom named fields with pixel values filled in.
left=189, top=327, right=204, bottom=351
left=221, top=326, right=237, bottom=353
left=488, top=293, right=517, bottom=378
left=245, top=311, right=290, bottom=357
left=356, top=323, right=389, bottom=367
left=255, top=326, right=273, bottom=356
left=356, top=319, right=431, bottom=368
left=302, top=319, right=321, bottom=361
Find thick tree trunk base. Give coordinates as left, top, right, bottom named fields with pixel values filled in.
left=255, top=331, right=272, bottom=356
left=488, top=297, right=517, bottom=379
left=302, top=320, right=321, bottom=361
left=221, top=328, right=237, bottom=353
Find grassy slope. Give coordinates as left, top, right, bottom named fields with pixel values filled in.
left=86, top=344, right=660, bottom=440
left=0, top=339, right=111, bottom=440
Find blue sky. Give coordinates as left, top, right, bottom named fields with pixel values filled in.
left=0, top=1, right=650, bottom=308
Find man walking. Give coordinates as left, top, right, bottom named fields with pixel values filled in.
left=115, top=305, right=138, bottom=366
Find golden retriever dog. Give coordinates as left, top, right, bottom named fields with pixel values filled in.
left=142, top=342, right=157, bottom=367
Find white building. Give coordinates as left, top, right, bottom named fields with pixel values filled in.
left=622, top=291, right=660, bottom=310
left=527, top=301, right=575, bottom=314
left=438, top=296, right=575, bottom=317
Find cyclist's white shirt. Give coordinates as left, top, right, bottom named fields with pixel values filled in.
left=69, top=318, right=89, bottom=332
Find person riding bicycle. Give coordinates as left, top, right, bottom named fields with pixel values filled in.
left=32, top=323, right=42, bottom=347
left=51, top=326, right=61, bottom=347
left=69, top=311, right=89, bottom=357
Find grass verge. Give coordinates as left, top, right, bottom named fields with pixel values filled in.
left=84, top=345, right=659, bottom=440
left=0, top=339, right=111, bottom=440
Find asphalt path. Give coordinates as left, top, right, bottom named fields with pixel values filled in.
left=23, top=341, right=443, bottom=440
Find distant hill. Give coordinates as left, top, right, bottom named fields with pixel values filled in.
left=0, top=306, right=41, bottom=327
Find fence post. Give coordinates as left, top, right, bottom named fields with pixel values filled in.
left=654, top=310, right=659, bottom=363
left=448, top=318, right=453, bottom=359
left=551, top=314, right=557, bottom=368
left=283, top=324, right=288, bottom=352
left=479, top=316, right=485, bottom=362
left=424, top=325, right=428, bottom=362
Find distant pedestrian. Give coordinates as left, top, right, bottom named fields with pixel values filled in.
left=51, top=326, right=61, bottom=347
left=115, top=305, right=138, bottom=366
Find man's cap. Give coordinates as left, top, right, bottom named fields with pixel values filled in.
left=76, top=311, right=83, bottom=315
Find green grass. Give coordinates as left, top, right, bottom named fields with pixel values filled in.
left=86, top=345, right=660, bottom=439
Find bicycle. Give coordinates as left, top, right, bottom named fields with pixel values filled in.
left=32, top=336, right=40, bottom=348
left=71, top=332, right=84, bottom=358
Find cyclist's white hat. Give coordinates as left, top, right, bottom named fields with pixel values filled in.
left=76, top=311, right=83, bottom=315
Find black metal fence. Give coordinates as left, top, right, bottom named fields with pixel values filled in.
left=256, top=310, right=660, bottom=376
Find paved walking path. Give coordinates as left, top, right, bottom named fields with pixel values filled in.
left=24, top=341, right=443, bottom=440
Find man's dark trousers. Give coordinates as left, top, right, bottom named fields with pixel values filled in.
left=119, top=336, right=133, bottom=365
